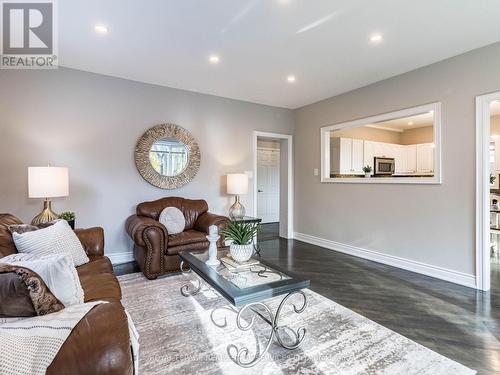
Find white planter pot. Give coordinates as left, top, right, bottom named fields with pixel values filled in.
left=229, top=243, right=253, bottom=263
left=365, top=173, right=371, bottom=178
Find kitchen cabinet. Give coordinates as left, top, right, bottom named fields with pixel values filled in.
left=330, top=137, right=364, bottom=174
left=416, top=143, right=434, bottom=173
left=332, top=137, right=433, bottom=175
left=406, top=145, right=417, bottom=173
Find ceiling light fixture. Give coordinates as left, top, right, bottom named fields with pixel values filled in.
left=407, top=121, right=414, bottom=125
left=369, top=33, right=383, bottom=43
left=209, top=55, right=220, bottom=64
left=287, top=75, right=296, bottom=83
left=95, top=25, right=108, bottom=34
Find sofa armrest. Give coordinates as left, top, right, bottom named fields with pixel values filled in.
left=125, top=215, right=168, bottom=248
left=194, top=212, right=229, bottom=234
left=75, top=227, right=104, bottom=257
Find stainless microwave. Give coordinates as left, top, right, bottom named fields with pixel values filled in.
left=374, top=157, right=395, bottom=175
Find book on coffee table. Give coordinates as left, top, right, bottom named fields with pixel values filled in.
left=221, top=256, right=260, bottom=271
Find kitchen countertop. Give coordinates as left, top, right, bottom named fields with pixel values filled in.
left=330, top=174, right=434, bottom=178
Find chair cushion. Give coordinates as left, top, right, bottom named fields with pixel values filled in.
left=0, top=271, right=36, bottom=317
left=168, top=229, right=208, bottom=248
left=159, top=207, right=185, bottom=234
left=13, top=220, right=90, bottom=266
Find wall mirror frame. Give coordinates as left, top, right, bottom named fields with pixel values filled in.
left=320, top=102, right=442, bottom=184
left=135, top=124, right=200, bottom=189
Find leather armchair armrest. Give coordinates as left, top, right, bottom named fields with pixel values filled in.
left=125, top=215, right=168, bottom=247
left=75, top=227, right=104, bottom=257
left=194, top=212, right=229, bottom=234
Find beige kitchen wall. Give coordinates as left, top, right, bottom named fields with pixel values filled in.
left=0, top=67, right=294, bottom=259
left=294, top=42, right=500, bottom=278
left=400, top=126, right=434, bottom=145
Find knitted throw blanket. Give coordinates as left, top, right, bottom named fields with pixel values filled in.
left=0, top=301, right=104, bottom=375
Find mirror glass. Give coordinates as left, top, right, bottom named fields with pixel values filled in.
left=149, top=138, right=188, bottom=176
left=321, top=103, right=440, bottom=184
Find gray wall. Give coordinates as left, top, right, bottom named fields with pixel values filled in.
left=294, top=42, right=500, bottom=276
left=0, top=67, right=294, bottom=259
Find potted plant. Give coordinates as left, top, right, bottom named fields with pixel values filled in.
left=362, top=165, right=372, bottom=178
left=59, top=211, right=75, bottom=229
left=220, top=221, right=260, bottom=263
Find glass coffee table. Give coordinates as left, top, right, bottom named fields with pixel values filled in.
left=178, top=249, right=310, bottom=367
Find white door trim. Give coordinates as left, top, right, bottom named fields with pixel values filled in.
left=253, top=131, right=293, bottom=239
left=475, top=91, right=500, bottom=291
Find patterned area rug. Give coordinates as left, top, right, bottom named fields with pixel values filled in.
left=118, top=273, right=475, bottom=375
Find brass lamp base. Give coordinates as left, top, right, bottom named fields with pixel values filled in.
left=31, top=199, right=59, bottom=226
left=229, top=195, right=245, bottom=220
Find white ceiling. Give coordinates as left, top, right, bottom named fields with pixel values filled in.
left=59, top=0, right=500, bottom=109
left=366, top=112, right=433, bottom=132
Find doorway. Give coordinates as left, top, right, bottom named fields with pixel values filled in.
left=476, top=91, right=500, bottom=291
left=253, top=131, right=293, bottom=239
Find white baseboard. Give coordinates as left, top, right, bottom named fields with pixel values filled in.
left=293, top=232, right=477, bottom=289
left=107, top=251, right=134, bottom=265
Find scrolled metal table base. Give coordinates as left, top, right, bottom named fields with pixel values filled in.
left=179, top=261, right=202, bottom=297
left=227, top=290, right=307, bottom=368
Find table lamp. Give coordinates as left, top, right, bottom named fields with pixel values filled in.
left=227, top=173, right=248, bottom=220
left=28, top=166, right=69, bottom=225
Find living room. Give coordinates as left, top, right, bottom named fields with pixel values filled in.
left=1, top=1, right=499, bottom=374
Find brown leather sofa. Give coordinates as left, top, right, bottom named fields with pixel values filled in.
left=126, top=197, right=228, bottom=279
left=0, top=213, right=133, bottom=375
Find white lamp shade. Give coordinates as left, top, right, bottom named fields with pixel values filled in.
left=227, top=173, right=248, bottom=195
left=28, top=167, right=69, bottom=198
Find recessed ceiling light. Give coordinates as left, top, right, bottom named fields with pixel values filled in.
left=407, top=121, right=414, bottom=125
left=209, top=54, right=220, bottom=64
left=369, top=33, right=383, bottom=43
left=95, top=25, right=108, bottom=34
left=287, top=75, right=296, bottom=83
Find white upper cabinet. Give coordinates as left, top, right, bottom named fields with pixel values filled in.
left=416, top=143, right=434, bottom=173
left=406, top=145, right=417, bottom=173
left=351, top=139, right=364, bottom=173
left=333, top=138, right=433, bottom=175
left=330, top=137, right=364, bottom=174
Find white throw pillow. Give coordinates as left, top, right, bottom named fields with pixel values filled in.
left=159, top=207, right=185, bottom=234
left=1, top=253, right=84, bottom=307
left=12, top=220, right=89, bottom=266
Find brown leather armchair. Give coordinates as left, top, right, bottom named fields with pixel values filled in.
left=125, top=197, right=228, bottom=279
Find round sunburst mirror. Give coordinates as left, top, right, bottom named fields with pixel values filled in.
left=135, top=124, right=200, bottom=189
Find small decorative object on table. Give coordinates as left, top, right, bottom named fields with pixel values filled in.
left=59, top=211, right=75, bottom=230
left=363, top=165, right=372, bottom=178
left=221, top=221, right=260, bottom=263
left=205, top=225, right=220, bottom=266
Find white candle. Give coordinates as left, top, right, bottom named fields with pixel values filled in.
left=209, top=225, right=218, bottom=235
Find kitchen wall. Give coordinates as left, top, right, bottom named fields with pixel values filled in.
left=332, top=126, right=402, bottom=144
left=294, top=42, right=500, bottom=282
left=491, top=115, right=500, bottom=135
left=400, top=126, right=433, bottom=145
left=0, top=67, right=294, bottom=260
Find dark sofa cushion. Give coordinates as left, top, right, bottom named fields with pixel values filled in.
left=0, top=272, right=36, bottom=317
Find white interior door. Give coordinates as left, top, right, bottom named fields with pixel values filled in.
left=257, top=148, right=280, bottom=223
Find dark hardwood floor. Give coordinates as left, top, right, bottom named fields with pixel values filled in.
left=114, top=227, right=500, bottom=374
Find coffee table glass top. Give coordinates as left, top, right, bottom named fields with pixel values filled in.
left=191, top=250, right=290, bottom=289
left=179, top=249, right=310, bottom=307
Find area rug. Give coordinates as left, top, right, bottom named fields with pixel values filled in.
left=118, top=273, right=475, bottom=375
